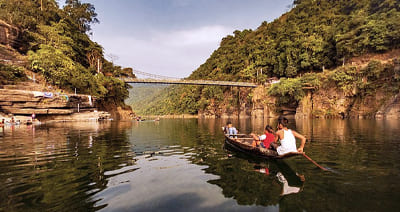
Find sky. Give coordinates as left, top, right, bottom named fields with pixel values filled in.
left=83, top=0, right=293, bottom=78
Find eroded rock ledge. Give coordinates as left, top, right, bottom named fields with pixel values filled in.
left=0, top=88, right=114, bottom=122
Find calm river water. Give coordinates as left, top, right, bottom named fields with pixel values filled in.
left=0, top=118, right=399, bottom=211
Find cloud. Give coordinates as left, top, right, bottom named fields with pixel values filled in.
left=156, top=25, right=233, bottom=47
left=94, top=25, right=233, bottom=78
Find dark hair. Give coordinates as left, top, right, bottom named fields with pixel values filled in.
left=278, top=117, right=289, bottom=127
left=227, top=121, right=232, bottom=125
left=265, top=125, right=274, bottom=133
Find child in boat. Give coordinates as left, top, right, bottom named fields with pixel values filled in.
left=224, top=121, right=238, bottom=138
left=275, top=117, right=306, bottom=155
left=250, top=125, right=276, bottom=149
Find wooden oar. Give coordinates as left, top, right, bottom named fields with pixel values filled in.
left=302, top=153, right=328, bottom=171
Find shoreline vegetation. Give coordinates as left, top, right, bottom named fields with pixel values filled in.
left=128, top=0, right=400, bottom=119
left=1, top=0, right=400, bottom=120
left=0, top=0, right=135, bottom=120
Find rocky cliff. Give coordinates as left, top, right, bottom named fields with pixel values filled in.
left=197, top=55, right=400, bottom=120
left=98, top=102, right=134, bottom=120
left=0, top=87, right=97, bottom=117
left=295, top=89, right=400, bottom=119
left=0, top=85, right=137, bottom=121
left=198, top=85, right=296, bottom=119
left=0, top=80, right=134, bottom=120
left=0, top=20, right=135, bottom=121
left=0, top=20, right=19, bottom=49
left=294, top=56, right=400, bottom=119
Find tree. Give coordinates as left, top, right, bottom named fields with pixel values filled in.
left=63, top=0, right=99, bottom=33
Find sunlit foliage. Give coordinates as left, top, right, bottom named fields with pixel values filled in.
left=139, top=0, right=400, bottom=114
left=0, top=0, right=134, bottom=106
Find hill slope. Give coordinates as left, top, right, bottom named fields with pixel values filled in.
left=0, top=0, right=135, bottom=118
left=130, top=0, right=400, bottom=117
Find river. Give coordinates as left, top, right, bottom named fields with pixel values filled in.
left=0, top=118, right=399, bottom=211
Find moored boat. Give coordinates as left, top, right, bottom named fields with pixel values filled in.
left=224, top=134, right=303, bottom=159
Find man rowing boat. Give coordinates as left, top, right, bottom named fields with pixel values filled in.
left=275, top=117, right=306, bottom=155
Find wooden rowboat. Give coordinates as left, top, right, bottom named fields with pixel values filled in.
left=224, top=134, right=303, bottom=159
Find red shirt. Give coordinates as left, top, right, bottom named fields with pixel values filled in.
left=262, top=132, right=275, bottom=149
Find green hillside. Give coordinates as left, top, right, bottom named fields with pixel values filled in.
left=190, top=0, right=400, bottom=81
left=125, top=84, right=169, bottom=115
left=133, top=0, right=400, bottom=115
left=0, top=0, right=135, bottom=108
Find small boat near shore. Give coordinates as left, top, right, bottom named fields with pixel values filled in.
left=224, top=134, right=303, bottom=159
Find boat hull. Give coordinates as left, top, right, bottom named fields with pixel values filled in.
left=224, top=134, right=302, bottom=159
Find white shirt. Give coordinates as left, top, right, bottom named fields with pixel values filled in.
left=258, top=134, right=267, bottom=141
left=277, top=129, right=298, bottom=155
left=277, top=172, right=301, bottom=195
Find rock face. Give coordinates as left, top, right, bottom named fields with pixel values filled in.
left=296, top=87, right=349, bottom=119
left=0, top=89, right=97, bottom=118
left=199, top=88, right=253, bottom=118
left=196, top=82, right=400, bottom=119
left=251, top=85, right=280, bottom=119
left=376, top=93, right=400, bottom=119
left=295, top=87, right=400, bottom=119
left=295, top=91, right=313, bottom=119
left=97, top=102, right=134, bottom=120
left=0, top=20, right=19, bottom=48
left=198, top=85, right=296, bottom=119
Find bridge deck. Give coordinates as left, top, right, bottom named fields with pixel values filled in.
left=121, top=78, right=258, bottom=88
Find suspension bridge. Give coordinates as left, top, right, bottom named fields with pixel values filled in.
left=120, top=70, right=258, bottom=88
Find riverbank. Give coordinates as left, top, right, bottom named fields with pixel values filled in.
left=196, top=53, right=400, bottom=120
left=141, top=114, right=198, bottom=119
left=1, top=19, right=135, bottom=122
left=0, top=111, right=112, bottom=124
left=0, top=83, right=131, bottom=123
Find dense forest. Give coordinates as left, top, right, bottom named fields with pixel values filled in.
left=135, top=0, right=400, bottom=115
left=125, top=84, right=169, bottom=115
left=0, top=0, right=135, bottom=107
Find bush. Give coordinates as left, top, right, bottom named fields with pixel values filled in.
left=268, top=77, right=304, bottom=105
left=361, top=60, right=384, bottom=80
left=300, top=72, right=321, bottom=89
left=0, top=63, right=27, bottom=84
left=328, top=67, right=356, bottom=93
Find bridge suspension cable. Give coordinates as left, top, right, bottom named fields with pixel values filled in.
left=132, top=69, right=181, bottom=80
left=124, top=69, right=258, bottom=87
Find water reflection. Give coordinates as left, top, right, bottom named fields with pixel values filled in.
left=0, top=118, right=400, bottom=211
left=256, top=162, right=305, bottom=197
left=0, top=121, right=135, bottom=211
left=206, top=155, right=305, bottom=206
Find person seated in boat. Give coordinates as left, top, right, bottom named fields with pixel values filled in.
left=224, top=121, right=238, bottom=138
left=223, top=121, right=229, bottom=134
left=275, top=117, right=306, bottom=155
left=250, top=125, right=276, bottom=149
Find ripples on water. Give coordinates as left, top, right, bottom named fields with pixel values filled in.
left=0, top=118, right=400, bottom=211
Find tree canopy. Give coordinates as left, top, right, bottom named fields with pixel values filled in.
left=189, top=0, right=400, bottom=82
left=135, top=0, right=400, bottom=115
left=0, top=0, right=135, bottom=106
